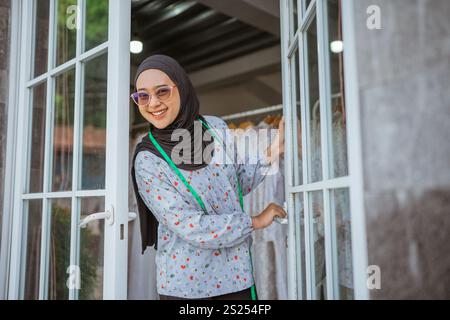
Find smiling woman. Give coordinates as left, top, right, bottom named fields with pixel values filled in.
left=130, top=54, right=286, bottom=299
left=131, top=55, right=215, bottom=169
left=131, top=71, right=180, bottom=129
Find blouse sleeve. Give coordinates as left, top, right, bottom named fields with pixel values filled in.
left=134, top=151, right=254, bottom=250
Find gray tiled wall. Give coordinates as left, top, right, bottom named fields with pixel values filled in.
left=0, top=0, right=11, bottom=241
left=353, top=0, right=450, bottom=299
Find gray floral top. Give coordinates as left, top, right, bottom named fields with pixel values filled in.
left=134, top=116, right=272, bottom=298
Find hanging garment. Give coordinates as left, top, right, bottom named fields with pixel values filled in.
left=228, top=122, right=238, bottom=129
left=238, top=120, right=255, bottom=129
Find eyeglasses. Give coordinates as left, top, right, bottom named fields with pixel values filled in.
left=130, top=85, right=177, bottom=107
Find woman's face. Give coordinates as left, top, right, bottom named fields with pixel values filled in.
left=135, top=69, right=181, bottom=129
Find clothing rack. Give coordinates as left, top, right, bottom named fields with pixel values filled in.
left=312, top=93, right=342, bottom=116
left=130, top=104, right=283, bottom=133
left=222, top=92, right=342, bottom=122
left=221, top=104, right=283, bottom=121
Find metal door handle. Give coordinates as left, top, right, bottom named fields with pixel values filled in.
left=128, top=211, right=137, bottom=221
left=274, top=201, right=289, bottom=224
left=79, top=205, right=137, bottom=228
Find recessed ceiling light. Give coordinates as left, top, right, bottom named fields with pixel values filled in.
left=130, top=40, right=143, bottom=54
left=330, top=40, right=344, bottom=53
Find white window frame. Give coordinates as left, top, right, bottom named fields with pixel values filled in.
left=2, top=0, right=131, bottom=300
left=280, top=0, right=368, bottom=300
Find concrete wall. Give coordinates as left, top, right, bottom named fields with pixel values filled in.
left=352, top=0, right=450, bottom=299
left=0, top=0, right=11, bottom=243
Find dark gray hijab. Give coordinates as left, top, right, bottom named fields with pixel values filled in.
left=131, top=54, right=214, bottom=253
left=133, top=54, right=214, bottom=170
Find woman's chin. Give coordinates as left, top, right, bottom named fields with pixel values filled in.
left=148, top=118, right=170, bottom=129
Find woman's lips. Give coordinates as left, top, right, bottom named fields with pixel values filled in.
left=150, top=108, right=168, bottom=120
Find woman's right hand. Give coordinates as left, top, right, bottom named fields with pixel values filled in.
left=252, top=203, right=287, bottom=230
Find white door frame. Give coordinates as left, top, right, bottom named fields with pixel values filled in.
left=103, top=0, right=131, bottom=300
left=340, top=0, right=369, bottom=300
left=0, top=0, right=24, bottom=301
left=280, top=0, right=368, bottom=300
left=3, top=0, right=131, bottom=300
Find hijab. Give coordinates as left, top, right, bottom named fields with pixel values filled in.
left=130, top=54, right=215, bottom=253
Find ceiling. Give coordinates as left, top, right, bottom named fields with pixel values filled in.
left=131, top=0, right=280, bottom=73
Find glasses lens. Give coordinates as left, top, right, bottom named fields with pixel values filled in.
left=156, top=86, right=172, bottom=101
left=131, top=92, right=139, bottom=105
left=133, top=91, right=149, bottom=106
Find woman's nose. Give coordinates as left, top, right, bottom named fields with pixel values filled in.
left=148, top=95, right=161, bottom=109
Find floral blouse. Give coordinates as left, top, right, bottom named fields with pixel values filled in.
left=134, top=115, right=272, bottom=298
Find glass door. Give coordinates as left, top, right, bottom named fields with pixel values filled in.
left=8, top=0, right=131, bottom=300
left=280, top=0, right=366, bottom=300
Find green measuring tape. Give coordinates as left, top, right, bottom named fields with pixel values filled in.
left=148, top=117, right=257, bottom=300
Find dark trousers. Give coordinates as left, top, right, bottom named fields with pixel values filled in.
left=159, top=286, right=256, bottom=300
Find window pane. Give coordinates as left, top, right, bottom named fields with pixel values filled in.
left=85, top=0, right=109, bottom=51
left=327, top=0, right=348, bottom=178
left=48, top=198, right=71, bottom=300
left=22, top=200, right=42, bottom=300
left=291, top=49, right=303, bottom=185
left=56, top=0, right=77, bottom=66
left=52, top=69, right=75, bottom=192
left=290, top=0, right=299, bottom=37
left=34, top=0, right=50, bottom=77
left=80, top=54, right=107, bottom=190
left=28, top=83, right=47, bottom=193
left=293, top=193, right=306, bottom=298
left=79, top=197, right=105, bottom=300
left=331, top=188, right=353, bottom=299
left=306, top=18, right=322, bottom=182
left=309, top=191, right=326, bottom=299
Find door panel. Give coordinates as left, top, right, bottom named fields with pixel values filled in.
left=28, top=83, right=47, bottom=194
left=281, top=0, right=357, bottom=300
left=79, top=197, right=105, bottom=300
left=48, top=198, right=72, bottom=300
left=33, top=0, right=50, bottom=77
left=80, top=54, right=108, bottom=191
left=9, top=0, right=131, bottom=300
left=22, top=199, right=43, bottom=300
left=331, top=188, right=353, bottom=299
left=305, top=16, right=322, bottom=184
left=55, top=0, right=77, bottom=66
left=52, top=68, right=76, bottom=192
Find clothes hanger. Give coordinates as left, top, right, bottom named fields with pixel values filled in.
left=263, top=115, right=274, bottom=126
left=228, top=122, right=237, bottom=129
left=271, top=115, right=282, bottom=128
